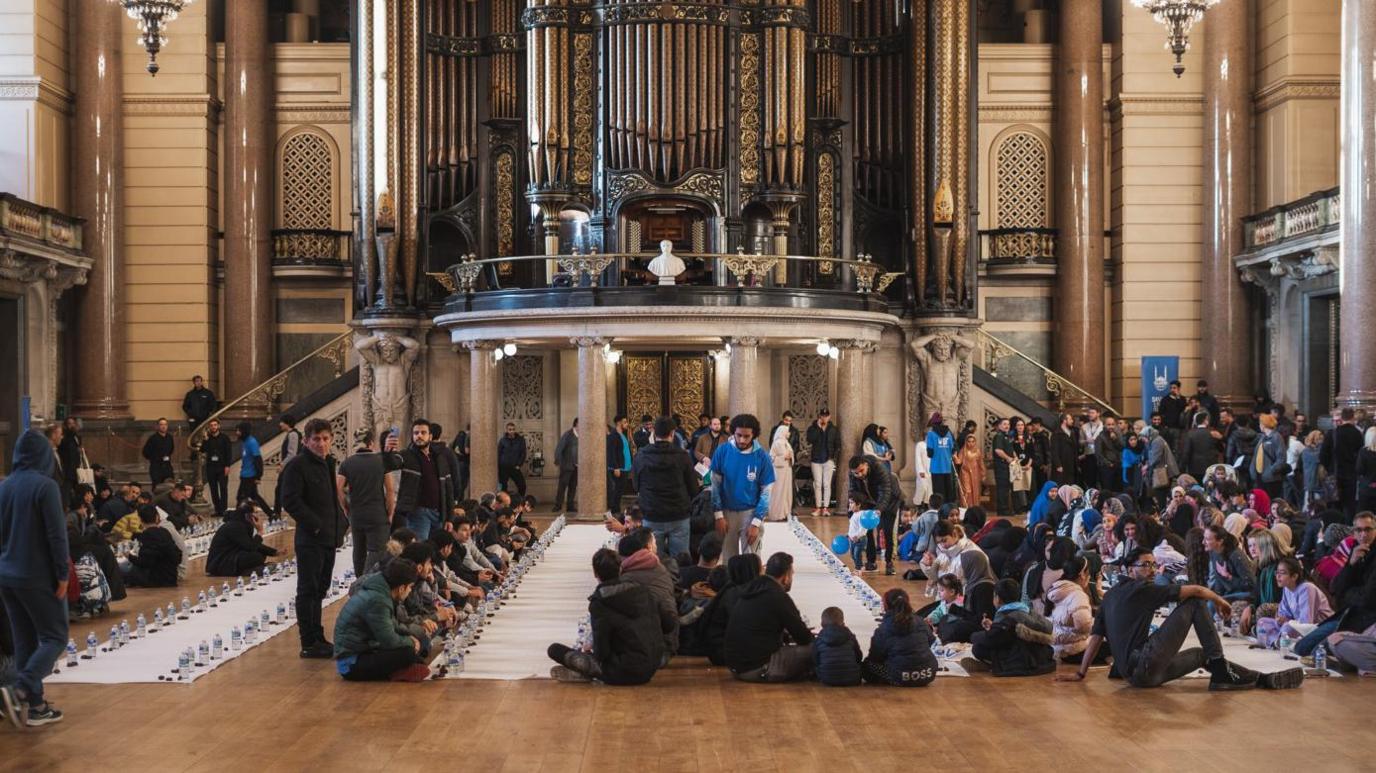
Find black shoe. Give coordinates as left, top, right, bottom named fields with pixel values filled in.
left=1257, top=667, right=1305, bottom=690
left=26, top=703, right=62, bottom=727
left=1208, top=661, right=1258, bottom=691
left=0, top=685, right=24, bottom=730
left=864, top=563, right=877, bottom=572
left=299, top=642, right=334, bottom=659
left=884, top=563, right=896, bottom=576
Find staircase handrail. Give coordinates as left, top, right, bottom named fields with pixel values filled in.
left=974, top=329, right=1116, bottom=416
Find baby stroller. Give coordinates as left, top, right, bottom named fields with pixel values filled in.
left=793, top=463, right=815, bottom=509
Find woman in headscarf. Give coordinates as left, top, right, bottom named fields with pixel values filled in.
left=1223, top=510, right=1250, bottom=540
left=954, top=432, right=985, bottom=509
left=1163, top=485, right=1196, bottom=538
left=932, top=550, right=999, bottom=644
left=1026, top=480, right=1058, bottom=528
left=1008, top=522, right=1052, bottom=584
left=1121, top=433, right=1145, bottom=500
left=766, top=425, right=794, bottom=521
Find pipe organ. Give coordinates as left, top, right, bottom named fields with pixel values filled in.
left=364, top=0, right=978, bottom=316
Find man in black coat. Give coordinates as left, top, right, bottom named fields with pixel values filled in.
left=849, top=455, right=903, bottom=575
left=1194, top=380, right=1222, bottom=427
left=1049, top=413, right=1079, bottom=487
left=206, top=502, right=279, bottom=577
left=724, top=552, right=814, bottom=682
left=633, top=416, right=701, bottom=560
left=547, top=548, right=665, bottom=684
left=1321, top=407, right=1364, bottom=519
left=1178, top=411, right=1219, bottom=481
left=395, top=419, right=455, bottom=539
left=141, top=418, right=175, bottom=487
left=201, top=418, right=233, bottom=517
left=279, top=418, right=348, bottom=658
left=497, top=423, right=528, bottom=497
left=57, top=417, right=83, bottom=496
left=552, top=419, right=579, bottom=513
left=1158, top=380, right=1188, bottom=432
left=181, top=375, right=217, bottom=436
left=122, top=506, right=182, bottom=588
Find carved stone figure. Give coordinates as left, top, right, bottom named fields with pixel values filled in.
left=647, top=239, right=686, bottom=285
left=356, top=332, right=421, bottom=436
left=909, top=330, right=974, bottom=426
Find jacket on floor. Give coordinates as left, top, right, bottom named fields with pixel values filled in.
left=590, top=580, right=665, bottom=685
left=722, top=575, right=814, bottom=673
left=0, top=430, right=69, bottom=591
left=812, top=623, right=863, bottom=686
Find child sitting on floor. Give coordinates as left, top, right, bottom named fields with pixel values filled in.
left=812, top=606, right=863, bottom=687
left=1256, top=555, right=1334, bottom=647
left=925, top=574, right=963, bottom=627
left=862, top=588, right=938, bottom=687
left=964, top=579, right=1056, bottom=677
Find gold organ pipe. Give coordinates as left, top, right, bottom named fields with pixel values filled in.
left=634, top=20, right=645, bottom=172
left=671, top=21, right=682, bottom=178
left=911, top=0, right=927, bottom=302
left=952, top=0, right=970, bottom=303
left=558, top=20, right=569, bottom=182
left=686, top=22, right=697, bottom=172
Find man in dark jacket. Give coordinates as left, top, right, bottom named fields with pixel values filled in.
left=141, top=418, right=176, bottom=487
left=1098, top=416, right=1124, bottom=495
left=553, top=419, right=579, bottom=513
left=427, top=423, right=464, bottom=510
left=122, top=506, right=182, bottom=588
left=154, top=482, right=194, bottom=531
left=849, top=455, right=903, bottom=575
left=96, top=483, right=138, bottom=533
left=1179, top=411, right=1219, bottom=480
left=633, top=416, right=701, bottom=559
left=496, top=423, right=528, bottom=497
left=724, top=552, right=815, bottom=682
left=1195, top=380, right=1222, bottom=426
left=1027, top=417, right=1051, bottom=493
left=1226, top=416, right=1260, bottom=487
left=607, top=415, right=633, bottom=513
left=1049, top=414, right=1079, bottom=488
left=201, top=418, right=232, bottom=517
left=1158, top=380, right=1188, bottom=431
left=450, top=425, right=471, bottom=501
left=280, top=418, right=348, bottom=659
left=632, top=415, right=654, bottom=451
left=206, top=502, right=279, bottom=577
left=805, top=411, right=842, bottom=515
left=41, top=424, right=69, bottom=511
left=181, top=375, right=217, bottom=436
left=548, top=547, right=664, bottom=684
left=57, top=417, right=83, bottom=497
left=1321, top=408, right=1364, bottom=518
left=0, top=430, right=70, bottom=728
left=395, top=418, right=454, bottom=540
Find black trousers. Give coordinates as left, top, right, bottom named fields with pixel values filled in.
left=236, top=477, right=272, bottom=514
left=865, top=509, right=899, bottom=566
left=455, top=461, right=470, bottom=501
left=931, top=473, right=955, bottom=504
left=149, top=461, right=174, bottom=487
left=555, top=466, right=578, bottom=510
left=206, top=470, right=228, bottom=516
left=295, top=538, right=336, bottom=647
left=498, top=465, right=527, bottom=496
left=607, top=470, right=627, bottom=512
left=351, top=520, right=390, bottom=577
left=340, top=646, right=415, bottom=681
left=994, top=462, right=1013, bottom=516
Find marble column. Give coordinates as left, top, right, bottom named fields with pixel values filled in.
left=1052, top=0, right=1105, bottom=397
left=575, top=338, right=608, bottom=516
left=1200, top=0, right=1253, bottom=410
left=465, top=340, right=500, bottom=497
left=834, top=341, right=865, bottom=515
left=70, top=0, right=129, bottom=419
left=223, top=0, right=276, bottom=401
left=1338, top=0, right=1376, bottom=410
left=727, top=337, right=761, bottom=417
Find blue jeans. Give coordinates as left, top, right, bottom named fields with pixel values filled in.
left=850, top=538, right=866, bottom=569
left=645, top=518, right=691, bottom=560
left=1, top=586, right=69, bottom=705
left=1294, top=618, right=1341, bottom=657
left=404, top=508, right=440, bottom=541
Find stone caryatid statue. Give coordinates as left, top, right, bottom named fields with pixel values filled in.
left=356, top=332, right=421, bottom=436
left=647, top=239, right=686, bottom=285
left=909, top=330, right=974, bottom=426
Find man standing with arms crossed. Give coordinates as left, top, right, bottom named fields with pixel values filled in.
left=280, top=418, right=348, bottom=659
left=711, top=414, right=775, bottom=559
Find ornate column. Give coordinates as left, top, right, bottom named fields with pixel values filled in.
left=351, top=0, right=377, bottom=309
left=464, top=340, right=501, bottom=497
left=70, top=0, right=128, bottom=419
left=1200, top=0, right=1253, bottom=410
left=1338, top=0, right=1376, bottom=410
left=727, top=337, right=762, bottom=417
left=834, top=340, right=865, bottom=514
left=575, top=337, right=608, bottom=517
left=223, top=0, right=275, bottom=400
left=1053, top=0, right=1105, bottom=396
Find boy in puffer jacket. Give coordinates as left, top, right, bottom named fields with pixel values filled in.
left=812, top=607, right=862, bottom=686
left=964, top=579, right=1056, bottom=677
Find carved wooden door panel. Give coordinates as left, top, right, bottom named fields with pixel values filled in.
left=617, top=353, right=713, bottom=422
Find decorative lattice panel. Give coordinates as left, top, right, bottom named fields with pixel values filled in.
left=994, top=131, right=1049, bottom=229
left=281, top=132, right=334, bottom=230
left=501, top=355, right=544, bottom=421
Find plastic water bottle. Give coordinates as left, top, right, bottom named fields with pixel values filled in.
left=181, top=597, right=193, bottom=618
left=86, top=631, right=100, bottom=659
left=223, top=581, right=232, bottom=598
left=119, top=619, right=131, bottom=645
left=197, top=640, right=210, bottom=666
left=276, top=602, right=286, bottom=625
left=235, top=577, right=244, bottom=595
left=177, top=648, right=191, bottom=681
left=244, top=619, right=257, bottom=644
left=65, top=638, right=78, bottom=667
left=166, top=601, right=177, bottom=622
left=209, top=585, right=219, bottom=606
left=1314, top=646, right=1327, bottom=674
left=288, top=600, right=297, bottom=620
left=197, top=591, right=208, bottom=613
left=153, top=607, right=165, bottom=628
left=260, top=608, right=271, bottom=629
left=230, top=626, right=243, bottom=651
left=109, top=626, right=120, bottom=651
left=212, top=634, right=224, bottom=660
left=136, top=613, right=147, bottom=638
left=446, top=641, right=465, bottom=673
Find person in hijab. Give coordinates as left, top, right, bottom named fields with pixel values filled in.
left=1223, top=510, right=1250, bottom=540
left=987, top=525, right=1028, bottom=579
left=1121, top=433, right=1144, bottom=499
left=1026, top=480, right=1058, bottom=528
left=1008, top=523, right=1053, bottom=586
left=766, top=425, right=794, bottom=522
left=1163, top=485, right=1196, bottom=538
left=931, top=550, right=999, bottom=644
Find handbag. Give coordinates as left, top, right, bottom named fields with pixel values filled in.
left=76, top=447, right=95, bottom=487
left=1151, top=464, right=1169, bottom=489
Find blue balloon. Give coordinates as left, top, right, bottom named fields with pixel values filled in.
left=830, top=535, right=850, bottom=555
left=859, top=511, right=881, bottom=530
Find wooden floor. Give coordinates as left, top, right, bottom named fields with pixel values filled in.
left=2, top=516, right=1371, bottom=772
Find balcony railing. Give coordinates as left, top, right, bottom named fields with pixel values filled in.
left=1243, top=187, right=1340, bottom=251
left=0, top=192, right=84, bottom=253
left=271, top=228, right=351, bottom=266
left=978, top=227, right=1057, bottom=267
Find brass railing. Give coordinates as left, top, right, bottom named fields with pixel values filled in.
left=430, top=249, right=903, bottom=295
left=978, top=227, right=1057, bottom=264
left=272, top=228, right=351, bottom=265
left=1243, top=187, right=1340, bottom=250
left=975, top=328, right=1116, bottom=416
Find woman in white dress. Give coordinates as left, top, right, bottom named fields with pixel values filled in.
left=767, top=425, right=795, bottom=521
left=912, top=437, right=933, bottom=508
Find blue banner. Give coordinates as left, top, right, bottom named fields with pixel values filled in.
left=1140, top=357, right=1179, bottom=420
left=21, top=395, right=31, bottom=431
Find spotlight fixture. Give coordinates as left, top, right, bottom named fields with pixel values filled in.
left=503, top=342, right=518, bottom=356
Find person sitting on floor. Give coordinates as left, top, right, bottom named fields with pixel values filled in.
left=110, top=491, right=153, bottom=542
left=695, top=553, right=762, bottom=663
left=333, top=557, right=429, bottom=682
left=677, top=532, right=723, bottom=593
left=206, top=503, right=280, bottom=577
left=962, top=579, right=1056, bottom=677
left=863, top=588, right=938, bottom=687
left=617, top=527, right=680, bottom=658
left=724, top=552, right=815, bottom=682
left=548, top=548, right=665, bottom=684
left=1046, top=555, right=1095, bottom=662
left=812, top=606, right=863, bottom=687
left=920, top=520, right=980, bottom=597
left=925, top=574, right=962, bottom=627
left=1059, top=547, right=1303, bottom=691
left=1254, top=555, right=1332, bottom=648
left=120, top=505, right=182, bottom=588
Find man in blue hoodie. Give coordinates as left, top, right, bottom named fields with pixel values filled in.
left=0, top=429, right=70, bottom=728
left=710, top=414, right=775, bottom=559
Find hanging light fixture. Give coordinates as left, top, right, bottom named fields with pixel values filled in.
left=110, top=0, right=194, bottom=76
left=1130, top=0, right=1220, bottom=78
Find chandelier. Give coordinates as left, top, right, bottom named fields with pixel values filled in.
left=109, top=0, right=194, bottom=76
left=1130, top=0, right=1220, bottom=78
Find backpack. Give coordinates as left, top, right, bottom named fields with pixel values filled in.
left=73, top=554, right=110, bottom=617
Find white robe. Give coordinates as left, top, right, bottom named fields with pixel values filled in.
left=912, top=440, right=933, bottom=506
